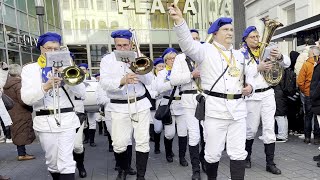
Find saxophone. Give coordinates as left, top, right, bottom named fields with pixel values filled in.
left=259, top=17, right=284, bottom=86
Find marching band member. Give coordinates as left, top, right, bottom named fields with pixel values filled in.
left=79, top=63, right=99, bottom=147
left=242, top=26, right=290, bottom=175
left=21, top=32, right=86, bottom=180
left=155, top=48, right=189, bottom=167
left=168, top=4, right=256, bottom=180
left=170, top=29, right=205, bottom=180
left=100, top=30, right=152, bottom=180
left=95, top=73, right=109, bottom=136
left=151, top=58, right=165, bottom=154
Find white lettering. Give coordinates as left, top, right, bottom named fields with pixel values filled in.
left=134, top=0, right=146, bottom=14
left=150, top=0, right=165, bottom=14
left=183, top=0, right=197, bottom=14
left=118, top=0, right=130, bottom=14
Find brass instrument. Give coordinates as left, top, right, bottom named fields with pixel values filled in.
left=259, top=17, right=284, bottom=86
left=129, top=29, right=153, bottom=75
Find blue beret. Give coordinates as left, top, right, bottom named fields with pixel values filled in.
left=190, top=29, right=199, bottom=34
left=242, top=26, right=257, bottom=42
left=111, top=30, right=132, bottom=40
left=94, top=73, right=100, bottom=77
left=153, top=58, right=164, bottom=66
left=36, top=32, right=62, bottom=50
left=208, top=17, right=232, bottom=34
left=78, top=63, right=88, bottom=69
left=162, top=48, right=178, bottom=59
left=200, top=41, right=205, bottom=44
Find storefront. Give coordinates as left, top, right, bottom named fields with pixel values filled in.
left=0, top=0, right=62, bottom=65
left=61, top=0, right=234, bottom=74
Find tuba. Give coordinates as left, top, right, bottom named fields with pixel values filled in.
left=129, top=29, right=153, bottom=75
left=259, top=17, right=284, bottom=86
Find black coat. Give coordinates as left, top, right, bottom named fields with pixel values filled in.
left=274, top=84, right=288, bottom=116
left=311, top=63, right=320, bottom=114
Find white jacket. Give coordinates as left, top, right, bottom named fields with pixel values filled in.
left=0, top=65, right=12, bottom=126
left=21, top=63, right=85, bottom=132
left=174, top=21, right=257, bottom=120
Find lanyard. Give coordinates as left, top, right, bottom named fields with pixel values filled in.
left=213, top=43, right=235, bottom=67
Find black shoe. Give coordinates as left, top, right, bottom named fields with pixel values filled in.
left=136, top=152, right=149, bottom=180
left=179, top=157, right=188, bottom=167
left=245, top=159, right=251, bottom=168
left=116, top=169, right=127, bottom=180
left=166, top=155, right=173, bottom=163
left=275, top=138, right=287, bottom=143
left=104, top=132, right=108, bottom=136
left=114, top=165, right=120, bottom=171
left=317, top=162, right=320, bottom=167
left=83, top=139, right=88, bottom=144
left=191, top=171, right=201, bottom=180
left=90, top=143, right=97, bottom=147
left=304, top=138, right=311, bottom=144
left=266, top=164, right=281, bottom=175
left=126, top=167, right=137, bottom=175
left=313, top=154, right=320, bottom=161
left=78, top=167, right=87, bottom=178
left=154, top=149, right=160, bottom=154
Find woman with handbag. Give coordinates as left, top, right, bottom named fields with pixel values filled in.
left=155, top=48, right=188, bottom=166
left=3, top=64, right=36, bottom=161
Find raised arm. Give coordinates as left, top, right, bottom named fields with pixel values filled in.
left=170, top=54, right=192, bottom=86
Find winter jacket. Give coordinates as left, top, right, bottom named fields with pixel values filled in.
left=3, top=76, right=35, bottom=146
left=297, top=57, right=316, bottom=96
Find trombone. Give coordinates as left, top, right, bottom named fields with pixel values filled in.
left=45, top=46, right=85, bottom=126
left=126, top=29, right=153, bottom=122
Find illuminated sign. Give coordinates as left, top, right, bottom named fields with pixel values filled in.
left=118, top=0, right=197, bottom=14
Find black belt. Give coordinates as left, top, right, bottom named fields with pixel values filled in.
left=36, top=107, right=74, bottom=116
left=110, top=95, right=146, bottom=104
left=75, top=97, right=81, bottom=100
left=203, top=90, right=242, bottom=100
left=179, top=90, right=198, bottom=95
left=255, top=87, right=271, bottom=93
left=163, top=96, right=181, bottom=100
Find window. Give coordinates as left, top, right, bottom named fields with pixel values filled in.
left=0, top=49, right=6, bottom=62
left=17, top=11, right=29, bottom=32
left=91, top=20, right=95, bottom=29
left=64, top=21, right=72, bottom=30
left=287, top=7, right=295, bottom=25
left=53, top=0, right=61, bottom=27
left=45, top=0, right=54, bottom=25
left=97, top=0, right=104, bottom=10
left=16, top=0, right=27, bottom=12
left=80, top=20, right=90, bottom=30
left=27, top=0, right=36, bottom=16
left=79, top=0, right=88, bottom=8
left=3, top=5, right=17, bottom=28
left=63, top=0, right=70, bottom=9
left=8, top=51, right=21, bottom=65
left=98, top=21, right=106, bottom=29
left=29, top=16, right=39, bottom=35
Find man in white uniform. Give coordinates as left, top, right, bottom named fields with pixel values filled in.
left=241, top=26, right=290, bottom=175
left=170, top=29, right=205, bottom=180
left=100, top=30, right=152, bottom=180
left=168, top=4, right=257, bottom=180
left=21, top=32, right=86, bottom=180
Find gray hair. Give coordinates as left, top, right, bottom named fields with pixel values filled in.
left=8, top=64, right=22, bottom=77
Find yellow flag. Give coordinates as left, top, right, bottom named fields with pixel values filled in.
left=37, top=55, right=46, bottom=68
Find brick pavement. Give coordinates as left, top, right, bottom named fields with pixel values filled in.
left=1, top=132, right=320, bottom=180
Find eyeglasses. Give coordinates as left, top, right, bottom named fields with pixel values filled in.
left=42, top=46, right=60, bottom=51
left=166, top=57, right=175, bottom=61
left=115, top=44, right=130, bottom=49
left=247, top=35, right=260, bottom=40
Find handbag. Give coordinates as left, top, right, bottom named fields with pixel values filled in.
left=2, top=93, right=14, bottom=111
left=154, top=86, right=177, bottom=125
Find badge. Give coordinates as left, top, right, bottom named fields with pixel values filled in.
left=228, top=66, right=240, bottom=77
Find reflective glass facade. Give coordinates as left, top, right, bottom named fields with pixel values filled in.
left=0, top=0, right=62, bottom=65
left=61, top=0, right=233, bottom=74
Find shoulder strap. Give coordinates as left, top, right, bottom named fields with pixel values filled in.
left=185, top=56, right=194, bottom=72
left=167, top=86, right=177, bottom=106
left=209, top=66, right=229, bottom=92
left=61, top=86, right=75, bottom=109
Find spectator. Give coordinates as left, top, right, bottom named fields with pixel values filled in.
left=297, top=46, right=320, bottom=144
left=3, top=64, right=36, bottom=161
left=0, top=61, right=11, bottom=180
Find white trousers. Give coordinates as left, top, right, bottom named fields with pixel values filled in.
left=87, top=112, right=98, bottom=129
left=164, top=114, right=188, bottom=139
left=111, top=110, right=150, bottom=153
left=246, top=95, right=277, bottom=144
left=74, top=122, right=85, bottom=154
left=275, top=116, right=288, bottom=140
left=204, top=117, right=247, bottom=163
left=105, top=113, right=133, bottom=146
left=185, top=108, right=201, bottom=146
left=37, top=129, right=76, bottom=174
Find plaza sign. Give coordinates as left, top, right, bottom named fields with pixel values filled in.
left=118, top=0, right=197, bottom=14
